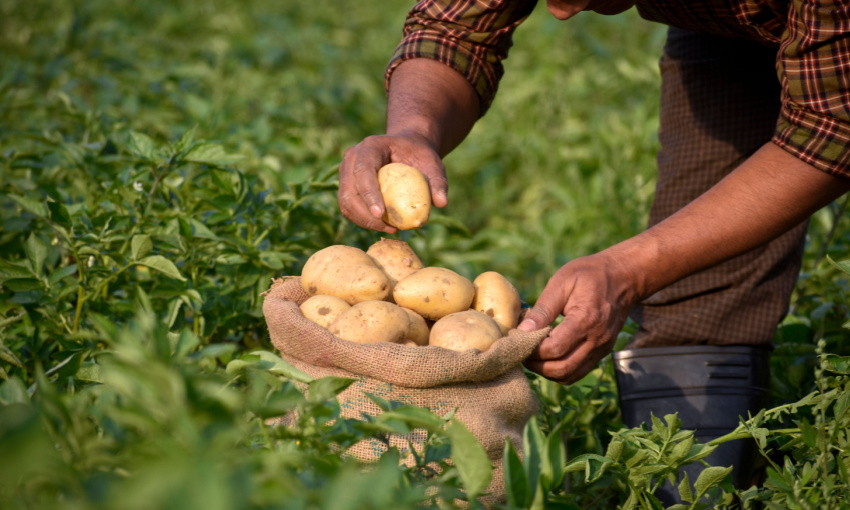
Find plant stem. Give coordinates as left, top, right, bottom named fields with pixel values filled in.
left=814, top=194, right=850, bottom=268
left=72, top=285, right=85, bottom=332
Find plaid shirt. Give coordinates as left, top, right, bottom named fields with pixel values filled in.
left=386, top=0, right=850, bottom=177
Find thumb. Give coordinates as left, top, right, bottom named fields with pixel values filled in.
left=517, top=287, right=564, bottom=332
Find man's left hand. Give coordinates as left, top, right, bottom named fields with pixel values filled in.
left=519, top=252, right=638, bottom=384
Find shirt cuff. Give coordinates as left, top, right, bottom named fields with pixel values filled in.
left=773, top=107, right=850, bottom=179
left=384, top=37, right=502, bottom=118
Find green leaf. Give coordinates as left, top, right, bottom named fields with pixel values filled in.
left=822, top=354, right=850, bottom=375
left=447, top=418, right=493, bottom=498
left=0, top=376, right=28, bottom=405
left=605, top=437, right=624, bottom=462
left=307, top=376, right=354, bottom=403
left=668, top=433, right=694, bottom=464
left=678, top=471, right=693, bottom=503
left=426, top=213, right=471, bottom=236
left=683, top=443, right=717, bottom=464
left=585, top=454, right=613, bottom=484
left=137, top=255, right=186, bottom=281
left=215, top=253, right=247, bottom=265
left=523, top=416, right=545, bottom=490
left=24, top=233, right=47, bottom=277
left=174, top=125, right=197, bottom=153
left=184, top=142, right=244, bottom=166
left=503, top=439, right=531, bottom=508
left=650, top=413, right=668, bottom=438
left=766, top=467, right=792, bottom=492
left=544, top=420, right=567, bottom=491
left=226, top=351, right=313, bottom=384
left=188, top=218, right=219, bottom=240
left=131, top=234, right=153, bottom=260
left=379, top=407, right=445, bottom=433
left=9, top=194, right=47, bottom=218
left=75, top=362, right=104, bottom=383
left=172, top=329, right=200, bottom=358
left=47, top=264, right=78, bottom=286
left=259, top=251, right=297, bottom=270
left=364, top=392, right=393, bottom=412
left=0, top=344, right=24, bottom=369
left=693, top=466, right=733, bottom=497
left=129, top=131, right=157, bottom=160
left=3, top=278, right=42, bottom=292
left=0, top=260, right=35, bottom=280
left=799, top=418, right=817, bottom=448
left=834, top=386, right=850, bottom=420
left=47, top=200, right=72, bottom=226
left=250, top=350, right=313, bottom=383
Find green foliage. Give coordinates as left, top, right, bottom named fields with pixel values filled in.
left=0, top=308, right=498, bottom=509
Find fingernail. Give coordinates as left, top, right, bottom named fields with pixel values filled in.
left=370, top=205, right=383, bottom=218
left=518, top=319, right=535, bottom=332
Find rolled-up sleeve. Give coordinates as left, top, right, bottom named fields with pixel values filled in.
left=773, top=0, right=850, bottom=178
left=385, top=0, right=538, bottom=117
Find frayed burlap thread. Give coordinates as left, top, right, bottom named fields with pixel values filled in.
left=263, top=277, right=549, bottom=505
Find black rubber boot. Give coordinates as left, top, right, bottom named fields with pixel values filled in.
left=612, top=345, right=771, bottom=505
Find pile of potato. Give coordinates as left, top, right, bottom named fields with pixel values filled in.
left=299, top=239, right=522, bottom=352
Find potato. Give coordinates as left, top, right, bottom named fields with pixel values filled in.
left=367, top=238, right=424, bottom=289
left=378, top=163, right=431, bottom=230
left=299, top=295, right=351, bottom=329
left=401, top=307, right=429, bottom=346
left=301, top=245, right=391, bottom=305
left=393, top=267, right=475, bottom=320
left=429, top=310, right=503, bottom=352
left=328, top=300, right=410, bottom=344
left=471, top=271, right=522, bottom=335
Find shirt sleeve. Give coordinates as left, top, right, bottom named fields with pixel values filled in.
left=385, top=0, right=538, bottom=117
left=772, top=0, right=850, bottom=178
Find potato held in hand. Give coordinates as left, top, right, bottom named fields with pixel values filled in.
left=378, top=163, right=431, bottom=230
left=329, top=300, right=410, bottom=344
left=394, top=267, right=475, bottom=321
left=301, top=245, right=391, bottom=305
left=300, top=295, right=351, bottom=329
left=471, top=271, right=522, bottom=335
left=430, top=310, right=502, bottom=352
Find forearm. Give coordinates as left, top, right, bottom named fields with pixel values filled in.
left=612, top=143, right=850, bottom=299
left=386, top=59, right=480, bottom=157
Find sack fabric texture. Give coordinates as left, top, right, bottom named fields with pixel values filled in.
left=263, top=277, right=549, bottom=504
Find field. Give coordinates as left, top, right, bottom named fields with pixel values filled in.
left=1, top=0, right=849, bottom=508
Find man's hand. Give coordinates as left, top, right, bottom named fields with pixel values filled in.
left=338, top=133, right=448, bottom=233
left=519, top=253, right=639, bottom=384
left=337, top=59, right=480, bottom=233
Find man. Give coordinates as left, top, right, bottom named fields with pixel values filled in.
left=337, top=0, right=850, bottom=501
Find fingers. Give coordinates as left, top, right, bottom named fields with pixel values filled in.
left=350, top=144, right=389, bottom=219
left=523, top=339, right=603, bottom=385
left=524, top=318, right=611, bottom=383
left=517, top=272, right=575, bottom=332
left=338, top=140, right=396, bottom=233
left=417, top=153, right=449, bottom=208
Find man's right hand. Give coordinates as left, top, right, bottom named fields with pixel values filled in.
left=338, top=132, right=448, bottom=233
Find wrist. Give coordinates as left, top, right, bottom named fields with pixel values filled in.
left=385, top=128, right=441, bottom=155
left=595, top=235, right=659, bottom=303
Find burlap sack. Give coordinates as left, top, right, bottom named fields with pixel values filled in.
left=263, top=277, right=549, bottom=504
